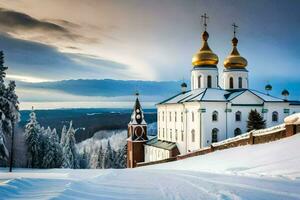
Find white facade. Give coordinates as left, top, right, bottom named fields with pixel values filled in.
left=156, top=91, right=300, bottom=155
left=222, top=69, right=249, bottom=90
left=191, top=67, right=218, bottom=90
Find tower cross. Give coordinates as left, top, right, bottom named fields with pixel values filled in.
left=201, top=13, right=209, bottom=31
left=232, top=23, right=238, bottom=37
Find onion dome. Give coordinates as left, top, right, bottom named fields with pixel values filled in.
left=192, top=31, right=219, bottom=67
left=181, top=82, right=187, bottom=93
left=281, top=89, right=289, bottom=100
left=265, top=84, right=272, bottom=91
left=224, top=37, right=247, bottom=69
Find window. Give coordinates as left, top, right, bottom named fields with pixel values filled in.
left=175, top=129, right=178, bottom=141
left=192, top=112, right=194, bottom=122
left=238, top=77, right=243, bottom=89
left=162, top=112, right=164, bottom=121
left=170, top=129, right=172, bottom=140
left=235, top=111, right=241, bottom=121
left=212, top=128, right=219, bottom=143
left=234, top=128, right=242, bottom=136
left=181, top=131, right=184, bottom=142
left=198, top=75, right=202, bottom=88
left=175, top=112, right=177, bottom=122
left=191, top=129, right=195, bottom=142
left=212, top=111, right=218, bottom=121
left=169, top=112, right=171, bottom=122
left=163, top=128, right=165, bottom=138
left=158, top=128, right=160, bottom=138
left=207, top=75, right=212, bottom=88
left=229, top=77, right=234, bottom=89
left=272, top=111, right=278, bottom=122
left=181, top=112, right=183, bottom=122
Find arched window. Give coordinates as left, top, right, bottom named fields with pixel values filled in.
left=207, top=75, right=212, bottom=88
left=212, top=128, right=219, bottom=143
left=191, top=129, right=195, bottom=142
left=229, top=77, right=234, bottom=89
left=272, top=111, right=278, bottom=122
left=175, top=129, right=178, bottom=141
left=175, top=112, right=177, bottom=122
left=198, top=75, right=202, bottom=88
left=212, top=111, right=218, bottom=122
left=169, top=112, right=171, bottom=122
left=238, top=77, right=243, bottom=89
left=234, top=128, right=242, bottom=136
left=235, top=111, right=241, bottom=121
left=192, top=112, right=194, bottom=122
left=181, top=131, right=184, bottom=142
left=181, top=112, right=183, bottom=122
left=170, top=129, right=172, bottom=140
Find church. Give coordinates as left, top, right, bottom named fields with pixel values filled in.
left=127, top=14, right=300, bottom=168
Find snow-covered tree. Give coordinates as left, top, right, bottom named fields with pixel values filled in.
left=25, top=109, right=41, bottom=168
left=104, top=141, right=115, bottom=168
left=114, top=144, right=127, bottom=168
left=97, top=146, right=104, bottom=169
left=62, top=121, right=79, bottom=169
left=79, top=147, right=89, bottom=169
left=60, top=125, right=67, bottom=145
left=42, top=128, right=63, bottom=168
left=0, top=51, right=19, bottom=162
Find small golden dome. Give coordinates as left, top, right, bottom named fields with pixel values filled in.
left=192, top=31, right=219, bottom=67
left=224, top=37, right=247, bottom=68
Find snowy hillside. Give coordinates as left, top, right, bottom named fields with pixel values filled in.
left=0, top=134, right=300, bottom=199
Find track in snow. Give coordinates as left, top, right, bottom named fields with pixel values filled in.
left=1, top=169, right=300, bottom=200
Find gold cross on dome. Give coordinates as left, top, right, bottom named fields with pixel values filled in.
left=232, top=23, right=238, bottom=37
left=201, top=13, right=209, bottom=31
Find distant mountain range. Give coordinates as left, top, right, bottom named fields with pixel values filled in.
left=16, top=79, right=185, bottom=97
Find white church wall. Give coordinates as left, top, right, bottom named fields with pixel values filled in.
left=200, top=102, right=227, bottom=147
left=191, top=68, right=218, bottom=89
left=230, top=90, right=264, bottom=105
left=222, top=70, right=248, bottom=89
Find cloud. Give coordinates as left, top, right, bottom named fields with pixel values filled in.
left=0, top=7, right=97, bottom=47
left=0, top=33, right=132, bottom=80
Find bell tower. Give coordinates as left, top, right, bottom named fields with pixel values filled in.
left=191, top=13, right=219, bottom=90
left=127, top=92, right=148, bottom=168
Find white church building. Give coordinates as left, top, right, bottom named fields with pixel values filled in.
left=142, top=18, right=300, bottom=163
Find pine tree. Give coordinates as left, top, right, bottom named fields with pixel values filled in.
left=25, top=109, right=41, bottom=168
left=247, top=109, right=266, bottom=132
left=97, top=146, right=104, bottom=169
left=0, top=51, right=19, bottom=162
left=79, top=148, right=89, bottom=169
left=104, top=141, right=114, bottom=168
left=42, top=128, right=63, bottom=168
left=60, top=125, right=67, bottom=145
left=62, top=121, right=79, bottom=169
left=0, top=51, right=7, bottom=84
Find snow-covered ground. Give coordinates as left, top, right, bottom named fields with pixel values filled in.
left=1, top=134, right=300, bottom=200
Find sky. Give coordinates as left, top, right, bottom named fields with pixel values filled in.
left=0, top=0, right=299, bottom=109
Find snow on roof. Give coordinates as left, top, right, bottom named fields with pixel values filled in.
left=249, top=90, right=284, bottom=102
left=159, top=88, right=295, bottom=105
left=146, top=138, right=177, bottom=150
left=284, top=113, right=300, bottom=125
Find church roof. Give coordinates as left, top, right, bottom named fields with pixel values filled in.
left=158, top=88, right=300, bottom=105
left=145, top=138, right=177, bottom=151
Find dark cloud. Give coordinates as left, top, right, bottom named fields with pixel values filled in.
left=0, top=33, right=130, bottom=80
left=0, top=7, right=96, bottom=43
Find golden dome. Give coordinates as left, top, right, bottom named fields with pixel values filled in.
left=192, top=31, right=219, bottom=67
left=224, top=37, right=247, bottom=68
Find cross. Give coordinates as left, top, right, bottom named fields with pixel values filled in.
left=232, top=23, right=238, bottom=37
left=201, top=13, right=209, bottom=31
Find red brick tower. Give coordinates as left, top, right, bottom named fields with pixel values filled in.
left=127, top=93, right=148, bottom=168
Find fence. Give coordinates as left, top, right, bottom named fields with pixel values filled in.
left=137, top=123, right=297, bottom=168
